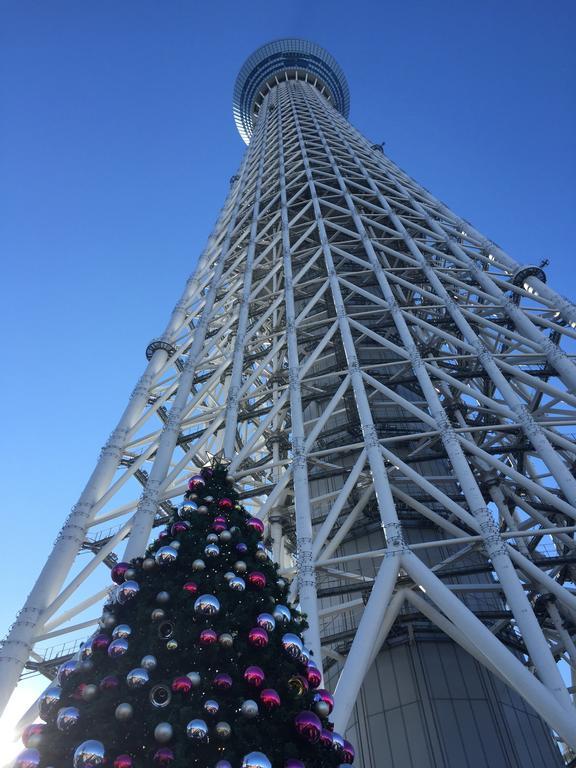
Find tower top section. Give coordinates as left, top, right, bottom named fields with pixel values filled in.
left=233, top=38, right=350, bottom=144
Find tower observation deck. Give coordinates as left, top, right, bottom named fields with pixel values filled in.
left=2, top=38, right=576, bottom=767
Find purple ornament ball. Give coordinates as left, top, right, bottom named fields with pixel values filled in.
left=13, top=748, right=40, bottom=768
left=236, top=542, right=248, bottom=554
left=260, top=688, right=281, bottom=710
left=313, top=688, right=334, bottom=714
left=22, top=723, right=45, bottom=748
left=306, top=663, right=322, bottom=689
left=200, top=467, right=213, bottom=480
left=188, top=474, right=205, bottom=492
left=294, top=711, right=322, bottom=743
left=243, top=666, right=265, bottom=688
left=213, top=672, right=233, bottom=690
left=171, top=676, right=193, bottom=695
left=248, top=627, right=269, bottom=647
left=218, top=497, right=233, bottom=511
left=199, top=629, right=218, bottom=646
left=285, top=761, right=306, bottom=768
left=320, top=728, right=333, bottom=748
left=113, top=756, right=134, bottom=768
left=171, top=521, right=189, bottom=536
left=246, top=517, right=265, bottom=536
left=247, top=571, right=267, bottom=590
left=110, top=562, right=130, bottom=584
left=92, top=633, right=111, bottom=652
left=153, top=747, right=174, bottom=766
left=342, top=739, right=356, bottom=764
left=99, top=675, right=119, bottom=692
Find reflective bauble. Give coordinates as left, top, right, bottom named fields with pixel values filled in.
left=215, top=721, right=232, bottom=740
left=150, top=684, right=172, bottom=709
left=230, top=525, right=240, bottom=535
left=273, top=605, right=291, bottom=626
left=169, top=540, right=180, bottom=550
left=206, top=533, right=219, bottom=543
left=246, top=517, right=265, bottom=536
left=332, top=732, right=345, bottom=755
left=39, top=685, right=62, bottom=721
left=113, top=756, right=133, bottom=768
left=126, top=668, right=149, bottom=688
left=188, top=474, right=205, bottom=492
left=247, top=571, right=266, bottom=589
left=320, top=728, right=333, bottom=749
left=244, top=665, right=265, bottom=687
left=259, top=688, right=281, bottom=710
left=197, top=505, right=209, bottom=514
left=57, top=659, right=79, bottom=684
left=111, top=562, right=130, bottom=584
left=14, top=749, right=40, bottom=768
left=171, top=521, right=189, bottom=536
left=141, top=654, right=158, bottom=671
left=192, top=559, right=206, bottom=572
left=203, top=699, right=219, bottom=716
left=234, top=560, right=247, bottom=574
left=114, top=703, right=134, bottom=721
left=236, top=542, right=248, bottom=554
left=306, top=663, right=322, bottom=689
left=194, top=594, right=221, bottom=616
left=256, top=613, right=276, bottom=632
left=248, top=627, right=268, bottom=647
left=200, top=466, right=214, bottom=479
left=156, top=591, right=170, bottom=604
left=155, top=546, right=178, bottom=566
left=153, top=747, right=174, bottom=766
left=178, top=498, right=198, bottom=518
left=158, top=621, right=175, bottom=639
left=219, top=633, right=233, bottom=648
left=187, top=671, right=202, bottom=688
left=124, top=568, right=137, bottom=580
left=224, top=571, right=235, bottom=581
left=285, top=761, right=305, bottom=768
left=314, top=700, right=330, bottom=717
left=277, top=578, right=286, bottom=590
left=287, top=675, right=309, bottom=697
left=166, top=639, right=178, bottom=651
left=199, top=629, right=218, bottom=646
left=219, top=530, right=232, bottom=543
left=241, top=752, right=272, bottom=768
left=151, top=609, right=166, bottom=622
left=229, top=576, right=246, bottom=592
left=218, top=497, right=233, bottom=511
left=294, top=711, right=322, bottom=743
left=56, top=706, right=80, bottom=732
left=81, top=684, right=98, bottom=702
left=240, top=699, right=259, bottom=718
left=142, top=557, right=156, bottom=571
left=182, top=581, right=198, bottom=595
left=313, top=688, right=334, bottom=714
left=22, top=724, right=45, bottom=749
left=281, top=633, right=303, bottom=659
left=342, top=739, right=355, bottom=764
left=213, top=672, right=233, bottom=689
left=255, top=549, right=268, bottom=563
left=80, top=640, right=94, bottom=661
left=204, top=543, right=220, bottom=558
left=117, top=580, right=140, bottom=604
left=154, top=722, right=173, bottom=743
left=186, top=719, right=208, bottom=740
left=171, top=676, right=192, bottom=695
left=112, top=624, right=131, bottom=640
left=216, top=762, right=233, bottom=768
left=99, top=675, right=119, bottom=692
left=212, top=517, right=227, bottom=533
left=300, top=646, right=310, bottom=665
left=73, top=740, right=106, bottom=768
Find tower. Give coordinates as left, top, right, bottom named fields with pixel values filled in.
left=2, top=36, right=576, bottom=766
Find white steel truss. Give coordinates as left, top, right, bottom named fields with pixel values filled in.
left=3, top=41, right=576, bottom=757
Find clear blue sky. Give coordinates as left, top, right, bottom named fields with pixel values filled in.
left=0, top=0, right=575, bottom=734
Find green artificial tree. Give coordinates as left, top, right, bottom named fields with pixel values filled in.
left=15, top=463, right=355, bottom=768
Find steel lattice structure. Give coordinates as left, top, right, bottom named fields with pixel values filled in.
left=3, top=39, right=576, bottom=764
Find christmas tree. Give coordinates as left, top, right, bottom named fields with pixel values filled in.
left=15, top=463, right=354, bottom=768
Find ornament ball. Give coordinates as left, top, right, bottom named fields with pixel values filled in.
left=242, top=753, right=272, bottom=768
left=115, top=703, right=134, bottom=721
left=73, top=740, right=106, bottom=768
left=240, top=699, right=259, bottom=718
left=154, top=722, right=173, bottom=743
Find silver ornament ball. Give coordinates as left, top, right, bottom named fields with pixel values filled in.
left=192, top=559, right=206, bottom=572
left=81, top=684, right=98, bottom=702
left=186, top=718, right=209, bottom=741
left=56, top=706, right=80, bottom=732
left=114, top=703, right=134, bottom=721
left=154, top=722, right=173, bottom=743
left=155, top=546, right=178, bottom=566
left=194, top=594, right=221, bottom=616
left=241, top=752, right=272, bottom=768
left=187, top=671, right=202, bottom=688
left=229, top=576, right=246, bottom=592
left=219, top=530, right=232, bottom=543
left=126, top=667, right=149, bottom=688
left=219, top=633, right=234, bottom=648
left=141, top=654, right=158, bottom=671
left=240, top=699, right=259, bottom=718
left=73, top=740, right=106, bottom=768
left=156, top=591, right=170, bottom=604
left=215, top=721, right=232, bottom=740
left=234, top=560, right=247, bottom=574
left=112, top=624, right=132, bottom=639
left=142, top=557, right=156, bottom=571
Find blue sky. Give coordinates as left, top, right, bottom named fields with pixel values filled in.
left=0, top=0, right=575, bottom=745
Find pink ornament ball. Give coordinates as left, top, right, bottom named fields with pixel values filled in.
left=247, top=571, right=267, bottom=589
left=246, top=517, right=265, bottom=536
left=294, top=711, right=322, bottom=743
left=111, top=562, right=130, bottom=584
left=92, top=633, right=111, bottom=652
left=171, top=676, right=193, bottom=694
left=113, top=756, right=133, bottom=768
left=171, top=521, right=189, bottom=536
left=313, top=688, right=334, bottom=714
left=244, top=666, right=265, bottom=688
left=153, top=747, right=175, bottom=766
left=199, top=629, right=218, bottom=646
left=342, top=739, right=355, bottom=764
left=188, top=475, right=205, bottom=492
left=99, top=675, right=119, bottom=692
left=218, top=497, right=234, bottom=511
left=306, top=664, right=322, bottom=689
left=213, top=672, right=233, bottom=690
left=22, top=724, right=45, bottom=748
left=212, top=516, right=228, bottom=533
left=260, top=688, right=281, bottom=710
left=182, top=581, right=198, bottom=595
left=248, top=627, right=269, bottom=647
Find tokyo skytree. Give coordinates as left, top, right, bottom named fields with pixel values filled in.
left=2, top=38, right=576, bottom=767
